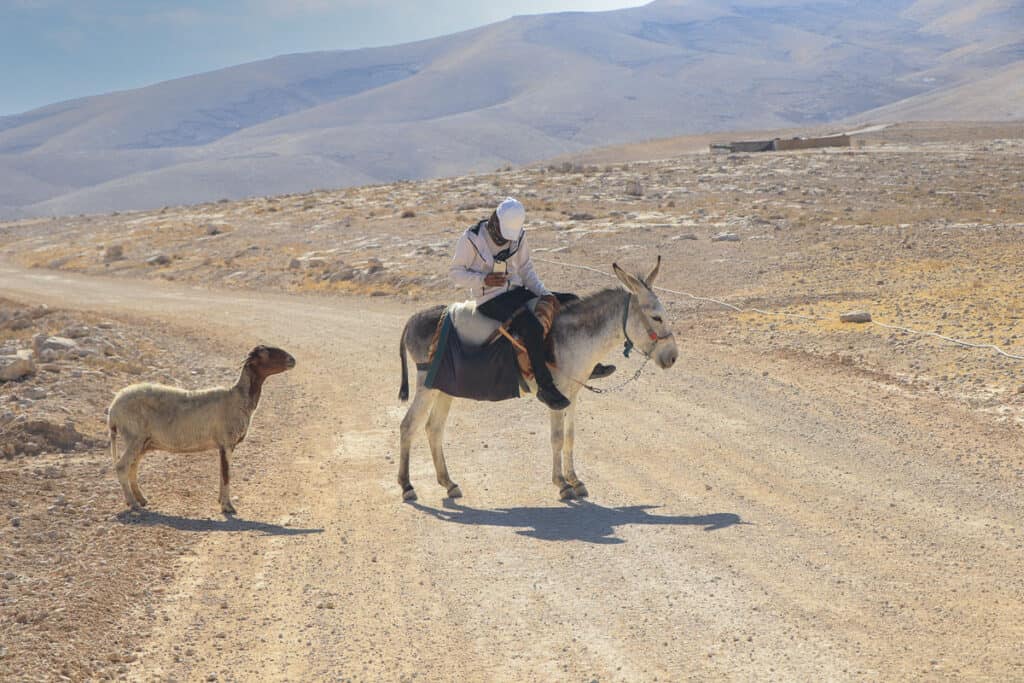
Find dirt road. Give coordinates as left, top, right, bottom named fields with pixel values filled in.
left=2, top=264, right=1022, bottom=681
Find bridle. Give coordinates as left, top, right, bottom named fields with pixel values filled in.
left=621, top=290, right=673, bottom=358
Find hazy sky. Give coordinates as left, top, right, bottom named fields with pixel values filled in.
left=0, top=1, right=646, bottom=116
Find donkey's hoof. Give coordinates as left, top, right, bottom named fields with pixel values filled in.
left=572, top=482, right=589, bottom=498
left=135, top=496, right=149, bottom=507
left=558, top=484, right=576, bottom=501
left=402, top=487, right=418, bottom=502
left=221, top=502, right=237, bottom=515
left=446, top=484, right=463, bottom=499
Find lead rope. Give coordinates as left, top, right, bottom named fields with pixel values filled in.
left=571, top=355, right=652, bottom=395
left=565, top=292, right=655, bottom=394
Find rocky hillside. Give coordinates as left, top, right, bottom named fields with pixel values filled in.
left=3, top=121, right=1023, bottom=430
left=1, top=0, right=1021, bottom=218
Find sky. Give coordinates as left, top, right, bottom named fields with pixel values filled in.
left=0, top=0, right=647, bottom=116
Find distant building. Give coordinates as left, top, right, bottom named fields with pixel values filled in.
left=711, top=134, right=851, bottom=153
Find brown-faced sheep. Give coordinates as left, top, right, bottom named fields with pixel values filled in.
left=108, top=345, right=295, bottom=513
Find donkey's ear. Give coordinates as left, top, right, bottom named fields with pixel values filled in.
left=613, top=262, right=643, bottom=293
left=644, top=255, right=661, bottom=287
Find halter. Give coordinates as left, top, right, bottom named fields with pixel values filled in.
left=622, top=291, right=672, bottom=358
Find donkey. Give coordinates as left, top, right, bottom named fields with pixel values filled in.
left=397, top=257, right=678, bottom=501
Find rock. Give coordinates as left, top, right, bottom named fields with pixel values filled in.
left=103, top=245, right=124, bottom=262
left=288, top=258, right=302, bottom=270
left=146, top=253, right=171, bottom=266
left=329, top=268, right=356, bottom=282
left=0, top=350, right=35, bottom=382
left=61, top=325, right=90, bottom=339
left=304, top=257, right=330, bottom=269
left=7, top=418, right=86, bottom=454
left=364, top=257, right=384, bottom=274
left=624, top=179, right=644, bottom=197
left=840, top=310, right=873, bottom=324
left=711, top=232, right=741, bottom=242
left=38, top=337, right=78, bottom=353
left=23, top=387, right=47, bottom=400
left=0, top=351, right=35, bottom=381
left=672, top=233, right=698, bottom=240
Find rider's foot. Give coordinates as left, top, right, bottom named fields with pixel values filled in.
left=589, top=363, right=616, bottom=379
left=537, top=385, right=571, bottom=410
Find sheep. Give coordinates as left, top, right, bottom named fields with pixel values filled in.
left=107, top=345, right=295, bottom=513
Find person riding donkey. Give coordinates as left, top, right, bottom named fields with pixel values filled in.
left=450, top=197, right=615, bottom=410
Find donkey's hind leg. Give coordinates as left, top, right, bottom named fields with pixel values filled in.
left=425, top=393, right=461, bottom=498
left=399, top=383, right=437, bottom=501
left=549, top=409, right=574, bottom=500
left=561, top=403, right=588, bottom=498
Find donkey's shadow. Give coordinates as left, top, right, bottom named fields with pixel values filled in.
left=411, top=499, right=744, bottom=544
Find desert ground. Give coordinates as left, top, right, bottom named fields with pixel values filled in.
left=1, top=121, right=1023, bottom=681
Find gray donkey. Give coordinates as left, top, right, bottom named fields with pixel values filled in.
left=397, top=257, right=678, bottom=501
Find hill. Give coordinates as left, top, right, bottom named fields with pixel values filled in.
left=0, top=0, right=1021, bottom=218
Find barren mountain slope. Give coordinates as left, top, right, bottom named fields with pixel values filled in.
left=1, top=1, right=1022, bottom=218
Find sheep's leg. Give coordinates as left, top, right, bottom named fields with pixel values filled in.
left=128, top=449, right=148, bottom=507
left=562, top=403, right=587, bottom=498
left=425, top=393, right=460, bottom=498
left=115, top=435, right=144, bottom=509
left=550, top=409, right=573, bottom=500
left=219, top=446, right=236, bottom=514
left=399, top=384, right=437, bottom=501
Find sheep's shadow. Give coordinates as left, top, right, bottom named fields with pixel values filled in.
left=410, top=499, right=744, bottom=544
left=115, top=509, right=323, bottom=536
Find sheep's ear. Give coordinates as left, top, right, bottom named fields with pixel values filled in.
left=613, top=262, right=644, bottom=294
left=644, top=255, right=661, bottom=287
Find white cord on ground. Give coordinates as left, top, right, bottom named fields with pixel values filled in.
left=534, top=256, right=1024, bottom=362
left=869, top=322, right=1024, bottom=361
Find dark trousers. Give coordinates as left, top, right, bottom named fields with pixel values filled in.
left=477, top=288, right=577, bottom=390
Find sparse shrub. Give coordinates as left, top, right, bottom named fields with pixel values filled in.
left=401, top=209, right=416, bottom=218
left=625, top=179, right=644, bottom=197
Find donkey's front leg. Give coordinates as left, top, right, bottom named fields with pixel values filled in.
left=561, top=403, right=588, bottom=498
left=549, top=408, right=574, bottom=500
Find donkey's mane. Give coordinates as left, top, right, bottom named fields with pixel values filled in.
left=554, top=287, right=628, bottom=338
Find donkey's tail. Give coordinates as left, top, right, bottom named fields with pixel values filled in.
left=398, top=320, right=410, bottom=402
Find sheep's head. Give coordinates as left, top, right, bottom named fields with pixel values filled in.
left=245, top=345, right=296, bottom=378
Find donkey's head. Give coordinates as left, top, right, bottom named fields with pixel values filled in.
left=612, top=256, right=678, bottom=370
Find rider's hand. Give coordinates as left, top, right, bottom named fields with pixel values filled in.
left=484, top=272, right=508, bottom=287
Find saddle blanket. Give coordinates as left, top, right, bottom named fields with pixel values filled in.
left=422, top=299, right=539, bottom=401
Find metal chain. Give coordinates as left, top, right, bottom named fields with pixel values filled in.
left=575, top=355, right=651, bottom=394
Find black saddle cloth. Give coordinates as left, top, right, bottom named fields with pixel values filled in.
left=423, top=314, right=523, bottom=401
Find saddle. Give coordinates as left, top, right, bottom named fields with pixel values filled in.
left=434, top=296, right=559, bottom=380
left=422, top=297, right=559, bottom=401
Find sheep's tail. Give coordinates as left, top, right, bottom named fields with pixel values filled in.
left=108, top=422, right=119, bottom=463
left=398, top=319, right=410, bottom=402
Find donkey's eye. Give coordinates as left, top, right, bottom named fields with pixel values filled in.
left=652, top=315, right=663, bottom=323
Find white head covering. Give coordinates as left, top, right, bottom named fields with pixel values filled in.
left=495, top=197, right=525, bottom=242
